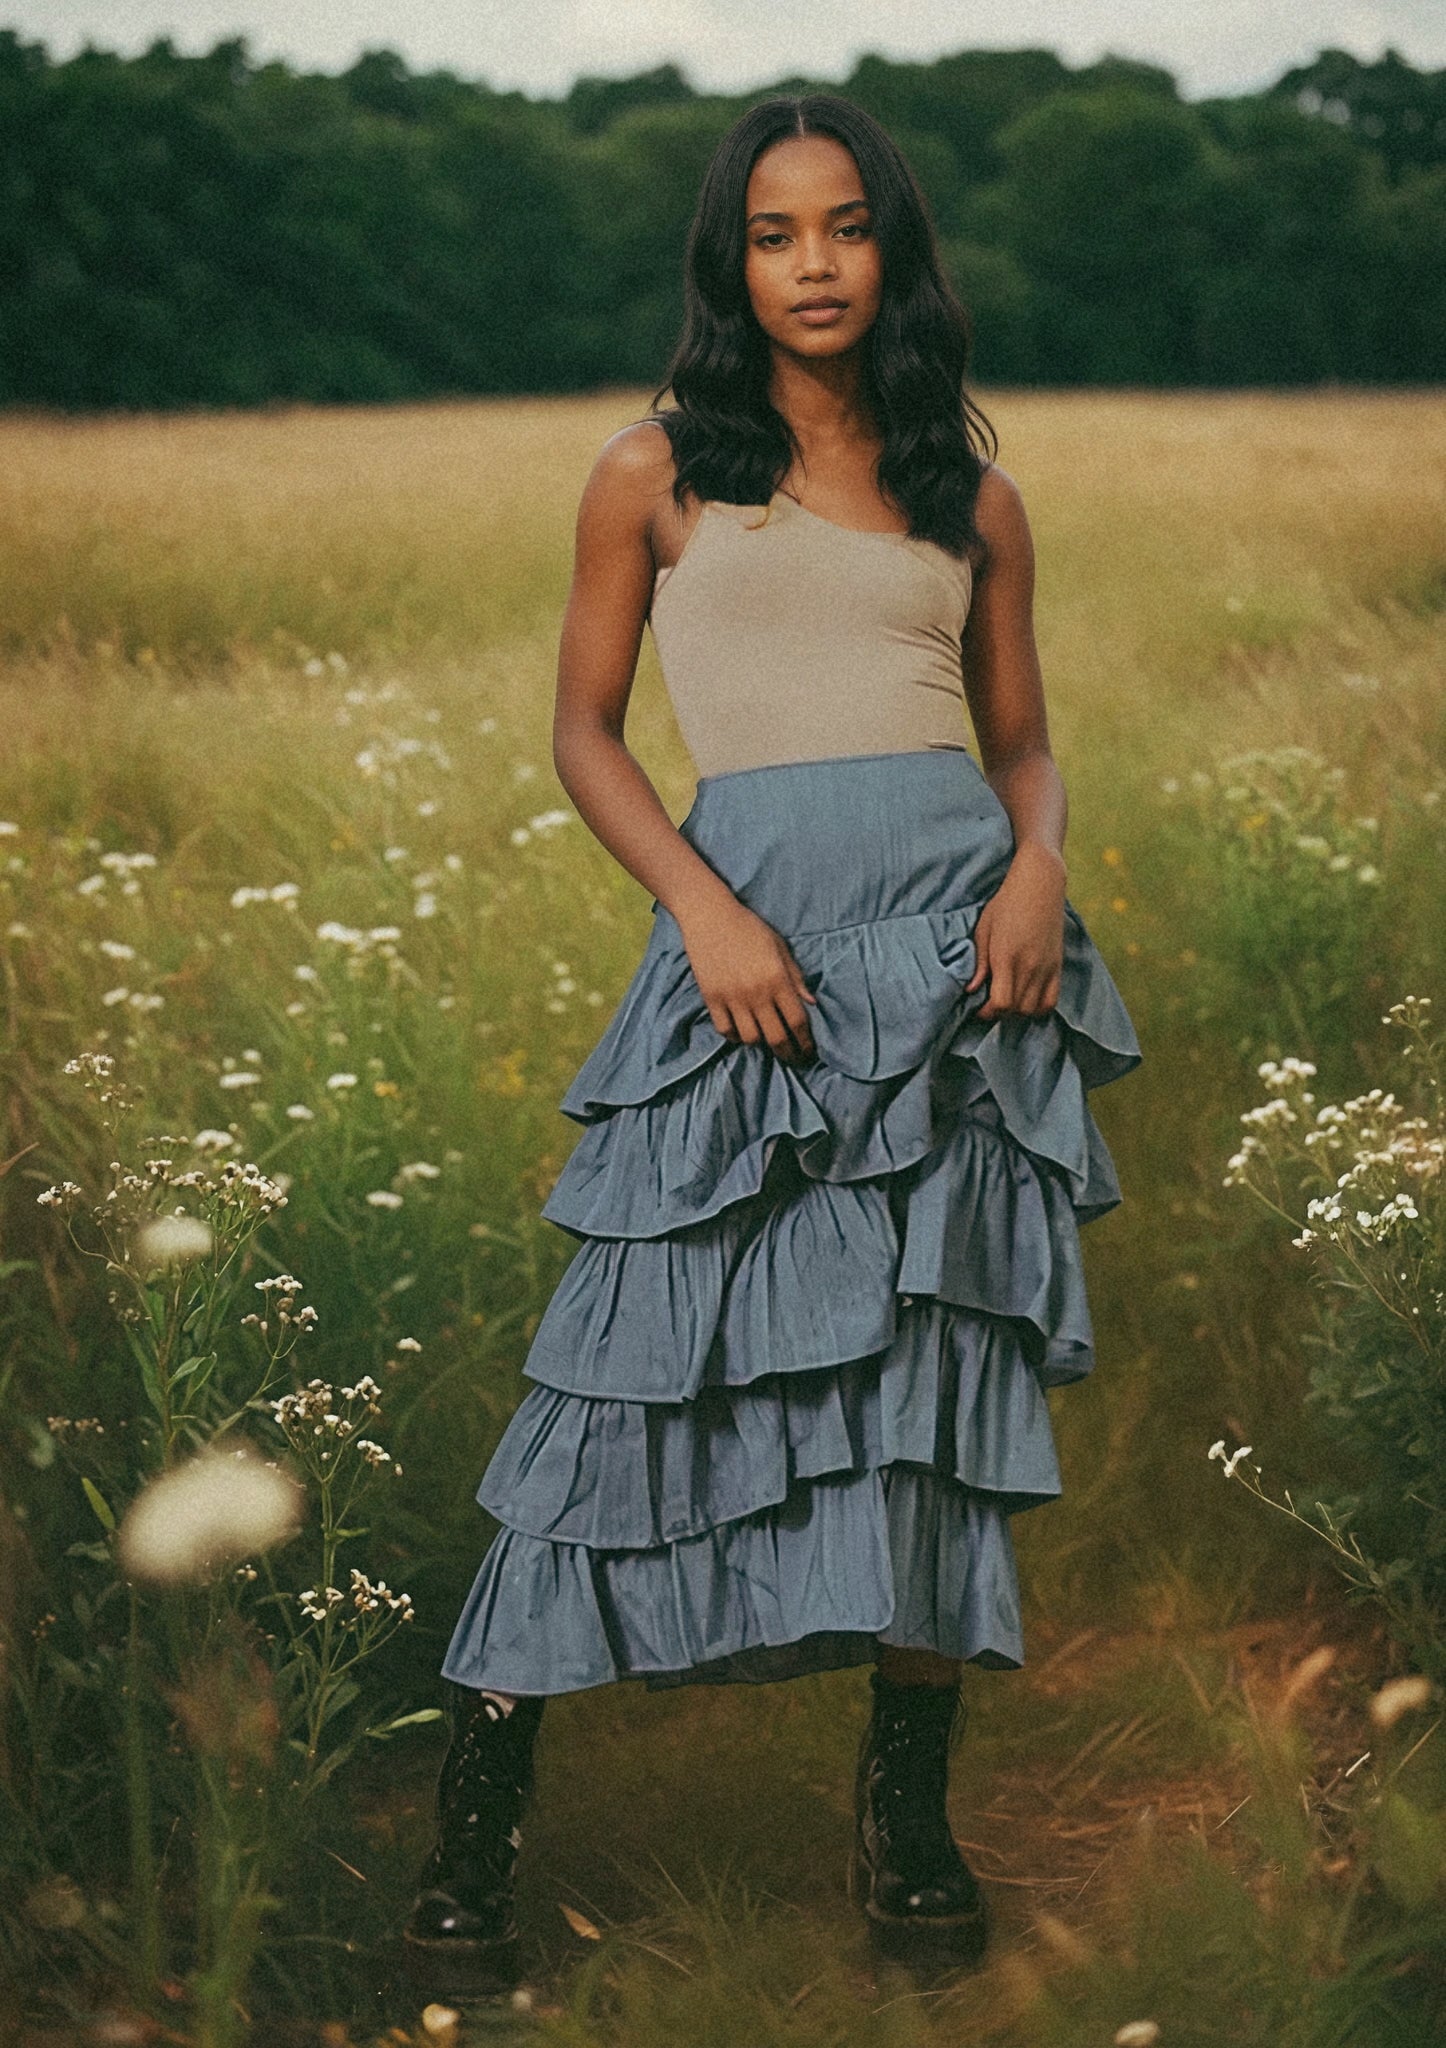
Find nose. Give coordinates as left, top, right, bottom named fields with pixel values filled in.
left=795, top=232, right=838, bottom=281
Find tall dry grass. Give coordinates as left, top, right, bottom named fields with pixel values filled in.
left=2, top=388, right=1443, bottom=2042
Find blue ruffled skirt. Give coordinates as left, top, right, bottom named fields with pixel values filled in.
left=442, top=748, right=1142, bottom=1695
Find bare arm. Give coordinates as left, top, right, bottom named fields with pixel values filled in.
left=552, top=423, right=818, bottom=1062
left=552, top=425, right=734, bottom=927
left=959, top=465, right=1069, bottom=1018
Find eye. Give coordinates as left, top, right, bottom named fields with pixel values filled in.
left=755, top=232, right=788, bottom=249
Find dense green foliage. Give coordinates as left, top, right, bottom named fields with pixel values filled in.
left=1, top=32, right=1442, bottom=408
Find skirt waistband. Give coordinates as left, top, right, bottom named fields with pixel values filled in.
left=669, top=748, right=1016, bottom=936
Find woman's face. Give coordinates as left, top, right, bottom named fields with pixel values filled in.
left=742, top=133, right=883, bottom=361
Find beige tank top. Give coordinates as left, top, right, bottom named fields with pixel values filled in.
left=648, top=490, right=975, bottom=779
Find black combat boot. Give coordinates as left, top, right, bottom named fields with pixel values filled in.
left=401, top=1682, right=546, bottom=1996
left=847, top=1668, right=989, bottom=1965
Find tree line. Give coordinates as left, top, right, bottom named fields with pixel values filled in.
left=0, top=31, right=1442, bottom=409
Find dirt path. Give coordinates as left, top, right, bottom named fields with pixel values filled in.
left=370, top=1599, right=1390, bottom=2044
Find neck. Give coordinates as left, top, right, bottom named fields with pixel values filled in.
left=767, top=347, right=877, bottom=453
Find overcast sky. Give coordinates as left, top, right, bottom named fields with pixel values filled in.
left=13, top=0, right=1446, bottom=101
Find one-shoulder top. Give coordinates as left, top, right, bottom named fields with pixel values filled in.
left=648, top=489, right=974, bottom=780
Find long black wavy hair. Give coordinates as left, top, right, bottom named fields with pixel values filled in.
left=646, top=93, right=997, bottom=562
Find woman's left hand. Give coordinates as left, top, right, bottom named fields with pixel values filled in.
left=964, top=841, right=1067, bottom=1020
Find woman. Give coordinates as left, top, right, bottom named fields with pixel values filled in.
left=402, top=91, right=1141, bottom=1989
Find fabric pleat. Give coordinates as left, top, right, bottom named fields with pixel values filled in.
left=442, top=750, right=1141, bottom=1696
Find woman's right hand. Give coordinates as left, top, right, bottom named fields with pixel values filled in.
left=679, top=897, right=818, bottom=1065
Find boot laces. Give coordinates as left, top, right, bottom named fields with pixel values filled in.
left=866, top=1691, right=964, bottom=1875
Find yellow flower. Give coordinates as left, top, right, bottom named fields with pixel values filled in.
left=373, top=1079, right=400, bottom=1098
left=1111, top=896, right=1129, bottom=914
left=485, top=1050, right=529, bottom=1098
left=1101, top=846, right=1124, bottom=867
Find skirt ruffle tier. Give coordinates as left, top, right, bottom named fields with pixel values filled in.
left=442, top=748, right=1142, bottom=1696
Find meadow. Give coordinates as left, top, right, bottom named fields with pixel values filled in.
left=1, top=387, right=1443, bottom=2045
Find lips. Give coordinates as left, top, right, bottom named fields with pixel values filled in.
left=792, top=298, right=847, bottom=311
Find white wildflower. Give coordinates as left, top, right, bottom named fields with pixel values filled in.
left=117, top=1446, right=303, bottom=1585
left=1369, top=1675, right=1436, bottom=1730
left=1241, top=1098, right=1296, bottom=1130
left=190, top=1129, right=237, bottom=1154
left=134, top=1214, right=215, bottom=1269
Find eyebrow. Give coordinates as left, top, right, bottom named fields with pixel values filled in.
left=745, top=198, right=870, bottom=228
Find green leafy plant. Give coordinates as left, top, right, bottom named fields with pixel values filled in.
left=17, top=1048, right=437, bottom=2044
left=1159, top=746, right=1389, bottom=1053
left=1212, top=995, right=1445, bottom=1678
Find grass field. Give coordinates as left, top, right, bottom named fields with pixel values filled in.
left=1, top=388, right=1444, bottom=2044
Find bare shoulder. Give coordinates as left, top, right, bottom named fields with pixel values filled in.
left=975, top=462, right=1030, bottom=538
left=973, top=461, right=1034, bottom=579
left=580, top=418, right=678, bottom=525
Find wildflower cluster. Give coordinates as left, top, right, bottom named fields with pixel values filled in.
left=267, top=1374, right=402, bottom=1480
left=61, top=1048, right=142, bottom=1119
left=273, top=1369, right=417, bottom=1728
left=1215, top=996, right=1446, bottom=1679
left=1159, top=747, right=1384, bottom=888
left=510, top=807, right=574, bottom=847
left=1223, top=1001, right=1441, bottom=1304
left=48, top=1143, right=290, bottom=1239
left=1158, top=745, right=1397, bottom=1055
left=34, top=1050, right=307, bottom=1454
left=230, top=881, right=300, bottom=908
left=353, top=730, right=453, bottom=782
left=298, top=1567, right=413, bottom=1625
left=75, top=849, right=159, bottom=899
left=240, top=1273, right=319, bottom=1340
left=317, top=918, right=403, bottom=958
